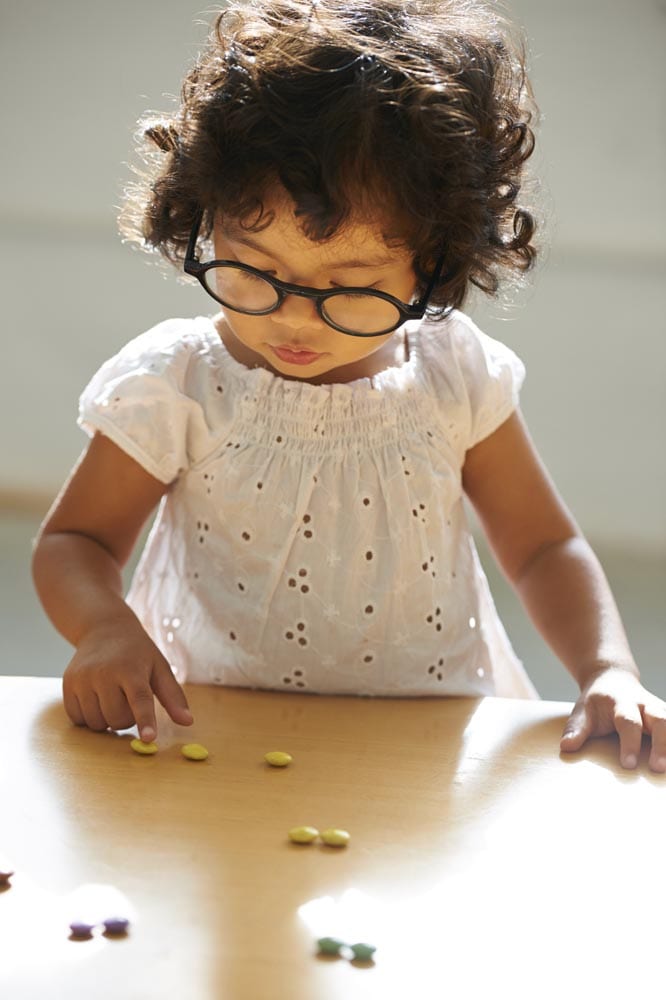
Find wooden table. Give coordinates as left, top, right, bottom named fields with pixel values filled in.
left=0, top=677, right=663, bottom=999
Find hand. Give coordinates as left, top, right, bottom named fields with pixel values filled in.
left=560, top=666, right=666, bottom=772
left=63, top=617, right=193, bottom=743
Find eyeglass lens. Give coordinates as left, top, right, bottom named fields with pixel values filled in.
left=202, top=265, right=402, bottom=335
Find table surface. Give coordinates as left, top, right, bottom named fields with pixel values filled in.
left=0, top=677, right=663, bottom=1000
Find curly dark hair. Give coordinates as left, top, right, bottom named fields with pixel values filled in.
left=120, top=0, right=539, bottom=314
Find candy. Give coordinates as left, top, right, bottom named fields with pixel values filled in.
left=288, top=826, right=319, bottom=844
left=317, top=936, right=346, bottom=955
left=69, top=921, right=94, bottom=939
left=130, top=738, right=158, bottom=755
left=0, top=871, right=13, bottom=887
left=350, top=942, right=376, bottom=961
left=264, top=751, right=292, bottom=767
left=320, top=828, right=350, bottom=847
left=103, top=917, right=130, bottom=935
left=181, top=743, right=209, bottom=761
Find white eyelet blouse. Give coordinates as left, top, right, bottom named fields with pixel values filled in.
left=78, top=310, right=539, bottom=700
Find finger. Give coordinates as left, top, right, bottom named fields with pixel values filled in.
left=97, top=689, right=136, bottom=733
left=123, top=682, right=158, bottom=743
left=151, top=661, right=193, bottom=728
left=560, top=702, right=593, bottom=753
left=643, top=708, right=666, bottom=773
left=64, top=688, right=85, bottom=728
left=613, top=704, right=644, bottom=769
left=78, top=690, right=108, bottom=732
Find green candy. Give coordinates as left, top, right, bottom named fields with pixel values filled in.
left=350, top=942, right=376, bottom=961
left=317, top=936, right=345, bottom=956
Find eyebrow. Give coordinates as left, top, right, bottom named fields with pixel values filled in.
left=222, top=229, right=397, bottom=270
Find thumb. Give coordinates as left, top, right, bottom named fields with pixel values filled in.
left=152, top=661, right=193, bottom=727
left=560, top=702, right=592, bottom=753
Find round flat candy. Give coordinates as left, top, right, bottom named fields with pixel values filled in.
left=130, top=738, right=158, bottom=755
left=181, top=743, right=209, bottom=761
left=317, top=936, right=346, bottom=955
left=320, top=828, right=350, bottom=847
left=350, top=942, right=376, bottom=961
left=0, top=871, right=14, bottom=887
left=69, top=921, right=94, bottom=939
left=103, top=917, right=130, bottom=935
left=288, top=825, right=319, bottom=844
left=264, top=751, right=292, bottom=767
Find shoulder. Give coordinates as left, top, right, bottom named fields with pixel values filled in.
left=416, top=310, right=526, bottom=448
left=78, top=316, right=229, bottom=480
left=84, top=315, right=230, bottom=406
left=418, top=310, right=524, bottom=380
left=107, top=316, right=221, bottom=377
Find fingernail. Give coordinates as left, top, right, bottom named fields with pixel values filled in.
left=655, top=757, right=666, bottom=772
left=141, top=727, right=155, bottom=742
left=623, top=754, right=637, bottom=769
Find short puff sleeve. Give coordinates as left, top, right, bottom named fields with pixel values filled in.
left=449, top=312, right=525, bottom=448
left=78, top=320, right=204, bottom=483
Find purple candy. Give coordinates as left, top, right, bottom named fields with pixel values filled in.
left=69, top=921, right=94, bottom=938
left=103, top=916, right=129, bottom=935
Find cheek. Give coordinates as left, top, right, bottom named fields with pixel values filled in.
left=224, top=312, right=262, bottom=342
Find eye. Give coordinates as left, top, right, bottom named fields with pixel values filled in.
left=244, top=263, right=276, bottom=276
left=330, top=280, right=381, bottom=290
left=241, top=271, right=272, bottom=284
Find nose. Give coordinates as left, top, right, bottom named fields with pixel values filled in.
left=272, top=291, right=326, bottom=332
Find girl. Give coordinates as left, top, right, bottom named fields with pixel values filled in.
left=32, top=0, right=666, bottom=771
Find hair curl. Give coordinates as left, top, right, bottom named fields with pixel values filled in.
left=120, top=0, right=539, bottom=314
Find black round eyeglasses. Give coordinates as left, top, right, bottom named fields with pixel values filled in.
left=184, top=210, right=446, bottom=338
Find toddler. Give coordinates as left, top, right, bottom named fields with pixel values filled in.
left=32, top=0, right=666, bottom=770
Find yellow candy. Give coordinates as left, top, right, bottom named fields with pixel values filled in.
left=130, top=738, right=158, bottom=755
left=288, top=826, right=319, bottom=844
left=264, top=751, right=292, bottom=767
left=181, top=743, right=209, bottom=761
left=320, top=828, right=350, bottom=847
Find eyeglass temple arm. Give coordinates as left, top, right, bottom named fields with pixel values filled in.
left=185, top=209, right=205, bottom=262
left=416, top=253, right=447, bottom=310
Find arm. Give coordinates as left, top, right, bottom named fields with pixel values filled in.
left=462, top=409, right=666, bottom=771
left=32, top=432, right=193, bottom=741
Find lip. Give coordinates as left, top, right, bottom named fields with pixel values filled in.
left=270, top=345, right=324, bottom=366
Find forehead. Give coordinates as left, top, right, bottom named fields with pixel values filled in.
left=216, top=190, right=412, bottom=269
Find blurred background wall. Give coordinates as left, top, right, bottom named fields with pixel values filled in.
left=1, top=0, right=664, bottom=697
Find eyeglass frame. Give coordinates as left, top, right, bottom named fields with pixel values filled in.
left=183, top=209, right=447, bottom=338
